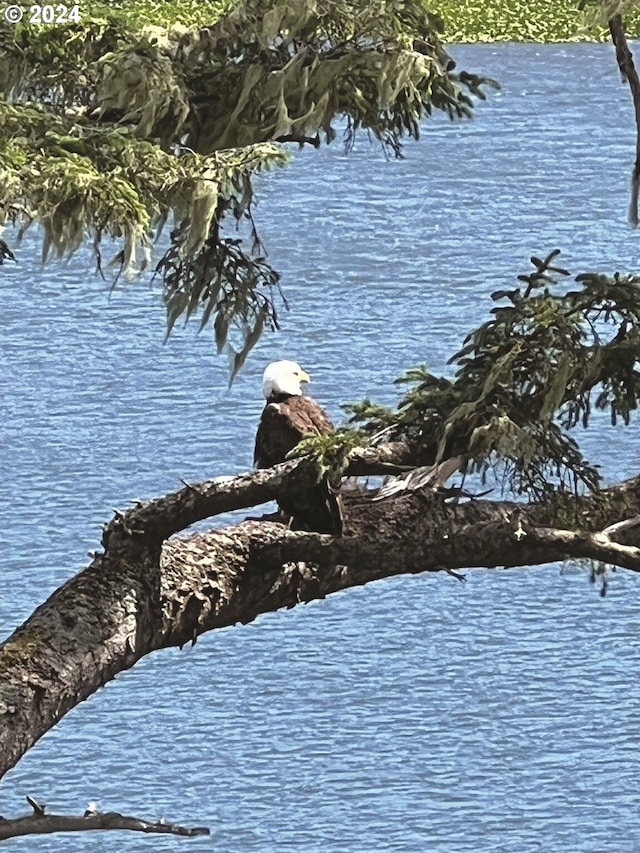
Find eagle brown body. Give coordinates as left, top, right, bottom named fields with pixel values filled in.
left=254, top=393, right=333, bottom=469
left=254, top=362, right=342, bottom=534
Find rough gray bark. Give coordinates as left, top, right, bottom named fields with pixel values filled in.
left=1, top=447, right=638, bottom=783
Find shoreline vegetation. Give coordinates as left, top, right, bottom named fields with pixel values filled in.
left=85, top=0, right=640, bottom=41
left=428, top=0, right=640, bottom=43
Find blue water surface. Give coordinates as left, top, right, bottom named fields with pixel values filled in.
left=1, top=42, right=639, bottom=853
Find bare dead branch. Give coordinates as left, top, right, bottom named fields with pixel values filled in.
left=275, top=132, right=321, bottom=147
left=609, top=14, right=640, bottom=224
left=0, top=798, right=209, bottom=841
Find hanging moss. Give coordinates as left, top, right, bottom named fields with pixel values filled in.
left=1, top=0, right=636, bottom=375
left=0, top=0, right=499, bottom=365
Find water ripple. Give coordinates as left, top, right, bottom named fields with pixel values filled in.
left=1, top=42, right=638, bottom=853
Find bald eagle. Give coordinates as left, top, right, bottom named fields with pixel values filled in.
left=254, top=360, right=342, bottom=534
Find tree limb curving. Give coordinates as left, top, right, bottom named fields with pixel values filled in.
left=1, top=467, right=638, bottom=778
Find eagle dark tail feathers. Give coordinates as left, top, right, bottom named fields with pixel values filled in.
left=278, top=476, right=343, bottom=535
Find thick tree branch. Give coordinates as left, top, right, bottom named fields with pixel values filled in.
left=100, top=441, right=418, bottom=555
left=1, top=472, right=638, bottom=778
left=256, top=519, right=640, bottom=576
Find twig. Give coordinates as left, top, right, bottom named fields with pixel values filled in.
left=275, top=132, right=320, bottom=148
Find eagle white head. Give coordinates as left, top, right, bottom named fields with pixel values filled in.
left=262, top=360, right=311, bottom=399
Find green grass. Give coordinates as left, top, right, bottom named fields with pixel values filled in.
left=85, top=0, right=231, bottom=29
left=427, top=0, right=640, bottom=42
left=45, top=0, right=640, bottom=41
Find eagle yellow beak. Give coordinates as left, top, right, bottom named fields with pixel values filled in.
left=298, top=369, right=311, bottom=384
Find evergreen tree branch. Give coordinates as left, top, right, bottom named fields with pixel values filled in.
left=346, top=256, right=640, bottom=499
